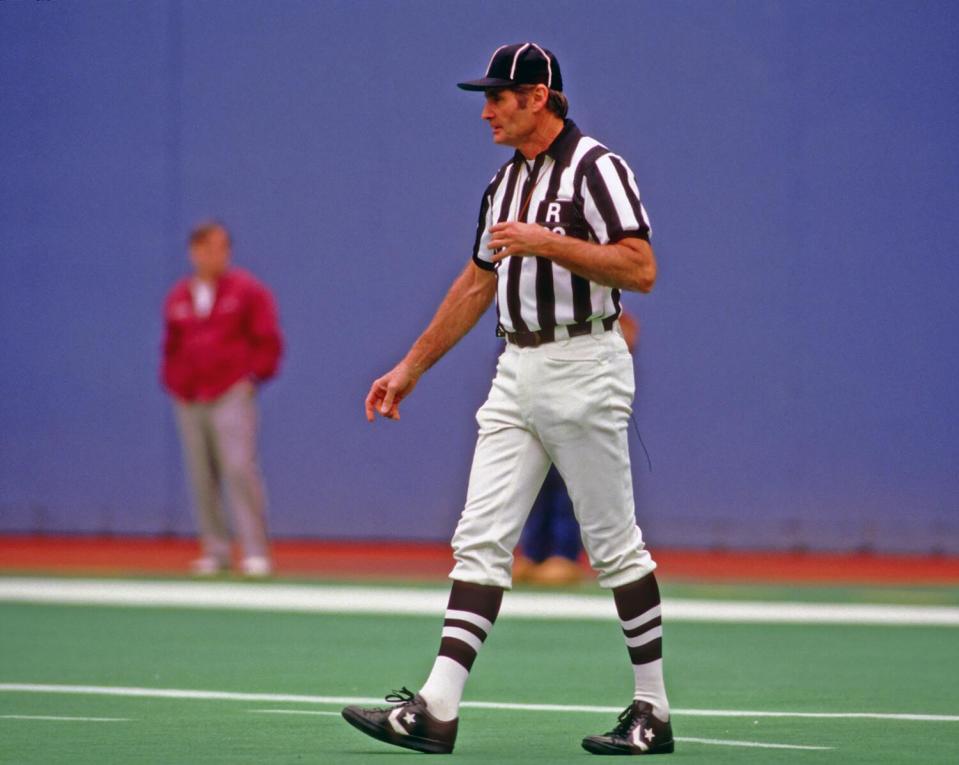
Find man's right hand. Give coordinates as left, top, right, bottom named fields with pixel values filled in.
left=365, top=361, right=421, bottom=422
left=363, top=262, right=495, bottom=423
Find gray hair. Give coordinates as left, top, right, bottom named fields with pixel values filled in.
left=514, top=84, right=569, bottom=119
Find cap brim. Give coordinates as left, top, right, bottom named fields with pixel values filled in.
left=457, top=77, right=515, bottom=91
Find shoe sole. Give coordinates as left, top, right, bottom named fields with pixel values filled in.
left=341, top=707, right=453, bottom=754
left=582, top=736, right=675, bottom=755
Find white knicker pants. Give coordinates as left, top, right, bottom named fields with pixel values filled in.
left=451, top=327, right=656, bottom=589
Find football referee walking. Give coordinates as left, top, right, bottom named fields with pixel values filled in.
left=345, top=43, right=673, bottom=756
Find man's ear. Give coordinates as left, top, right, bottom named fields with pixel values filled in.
left=533, top=84, right=549, bottom=111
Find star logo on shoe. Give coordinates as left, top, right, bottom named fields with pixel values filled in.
left=404, top=712, right=416, bottom=726
left=387, top=707, right=409, bottom=735
left=629, top=723, right=654, bottom=751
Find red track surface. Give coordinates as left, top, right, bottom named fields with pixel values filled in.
left=2, top=535, right=958, bottom=584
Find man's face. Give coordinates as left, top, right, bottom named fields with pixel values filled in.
left=189, top=228, right=231, bottom=280
left=481, top=87, right=537, bottom=147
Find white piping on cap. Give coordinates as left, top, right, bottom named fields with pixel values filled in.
left=529, top=43, right=552, bottom=88
left=509, top=43, right=532, bottom=80
left=485, top=44, right=509, bottom=76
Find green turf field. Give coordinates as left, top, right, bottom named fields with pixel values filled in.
left=1, top=577, right=958, bottom=764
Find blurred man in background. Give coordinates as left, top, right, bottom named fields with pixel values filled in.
left=161, top=222, right=283, bottom=577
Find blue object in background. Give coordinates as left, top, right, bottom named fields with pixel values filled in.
left=521, top=467, right=582, bottom=564
left=1, top=1, right=957, bottom=552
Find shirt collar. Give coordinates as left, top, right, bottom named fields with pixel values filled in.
left=512, top=119, right=581, bottom=168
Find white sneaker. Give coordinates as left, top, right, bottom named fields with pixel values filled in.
left=242, top=556, right=272, bottom=578
left=191, top=556, right=229, bottom=576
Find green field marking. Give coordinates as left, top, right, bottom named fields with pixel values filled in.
left=2, top=577, right=958, bottom=625
left=0, top=695, right=847, bottom=764
left=660, top=581, right=959, bottom=606
left=256, top=708, right=836, bottom=751
left=674, top=735, right=830, bottom=750
left=2, top=602, right=957, bottom=710
left=5, top=683, right=959, bottom=723
left=2, top=569, right=958, bottom=605
left=1, top=587, right=958, bottom=764
left=0, top=693, right=953, bottom=764
left=250, top=708, right=343, bottom=717
left=0, top=714, right=130, bottom=722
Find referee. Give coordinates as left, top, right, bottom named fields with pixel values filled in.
left=346, top=43, right=673, bottom=756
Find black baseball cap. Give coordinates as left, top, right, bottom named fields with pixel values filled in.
left=457, top=42, right=563, bottom=92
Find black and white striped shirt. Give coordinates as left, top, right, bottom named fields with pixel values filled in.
left=472, top=119, right=651, bottom=337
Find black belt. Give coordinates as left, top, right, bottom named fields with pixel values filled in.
left=504, top=316, right=617, bottom=348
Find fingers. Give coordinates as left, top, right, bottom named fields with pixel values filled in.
left=378, top=392, right=401, bottom=420
left=488, top=236, right=509, bottom=251
left=487, top=222, right=538, bottom=260
left=367, top=365, right=416, bottom=423
left=365, top=379, right=402, bottom=422
left=365, top=376, right=397, bottom=422
left=487, top=223, right=512, bottom=253
left=488, top=230, right=517, bottom=261
left=365, top=382, right=383, bottom=422
left=488, top=222, right=552, bottom=260
left=380, top=384, right=397, bottom=416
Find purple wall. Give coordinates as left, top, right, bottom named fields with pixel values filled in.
left=1, top=1, right=957, bottom=552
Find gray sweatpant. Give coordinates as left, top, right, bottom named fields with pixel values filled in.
left=173, top=379, right=269, bottom=562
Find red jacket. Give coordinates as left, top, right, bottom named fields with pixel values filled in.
left=162, top=268, right=283, bottom=402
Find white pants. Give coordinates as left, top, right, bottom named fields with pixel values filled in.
left=173, top=379, right=269, bottom=561
left=451, top=327, right=656, bottom=589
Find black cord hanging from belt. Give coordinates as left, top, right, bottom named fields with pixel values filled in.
left=630, top=412, right=653, bottom=472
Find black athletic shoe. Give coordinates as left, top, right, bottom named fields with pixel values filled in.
left=341, top=687, right=457, bottom=754
left=582, top=700, right=674, bottom=755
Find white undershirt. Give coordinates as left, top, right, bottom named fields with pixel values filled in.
left=190, top=279, right=216, bottom=318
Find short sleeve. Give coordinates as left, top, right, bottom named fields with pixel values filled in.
left=580, top=152, right=652, bottom=244
left=471, top=186, right=496, bottom=271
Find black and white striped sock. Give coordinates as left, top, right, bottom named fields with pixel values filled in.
left=613, top=572, right=670, bottom=720
left=419, top=580, right=503, bottom=721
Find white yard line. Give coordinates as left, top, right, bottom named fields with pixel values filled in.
left=676, top=736, right=830, bottom=751
left=1, top=683, right=957, bottom=723
left=0, top=714, right=129, bottom=722
left=672, top=708, right=959, bottom=722
left=249, top=708, right=831, bottom=751
left=464, top=700, right=959, bottom=722
left=1, top=577, right=958, bottom=626
left=0, top=683, right=375, bottom=706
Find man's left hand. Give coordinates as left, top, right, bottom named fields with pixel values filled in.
left=488, top=222, right=555, bottom=262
